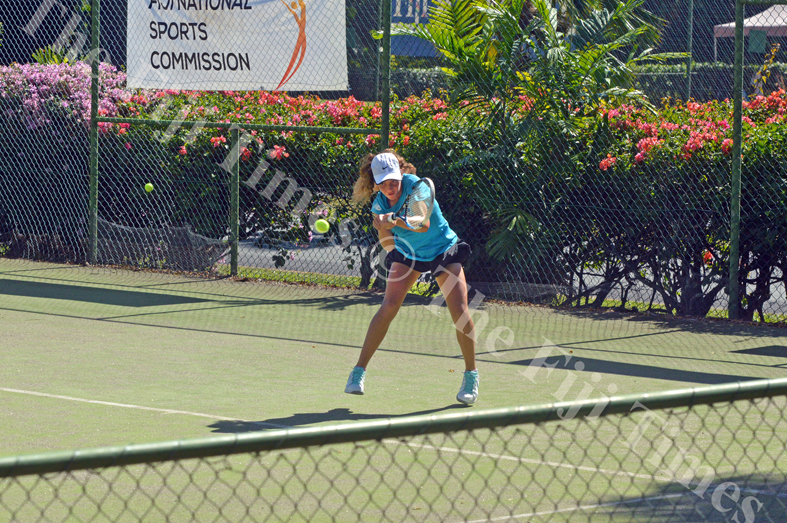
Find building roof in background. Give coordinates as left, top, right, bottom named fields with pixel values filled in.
left=715, top=5, right=787, bottom=38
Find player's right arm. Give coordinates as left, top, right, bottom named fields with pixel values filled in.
left=372, top=214, right=396, bottom=252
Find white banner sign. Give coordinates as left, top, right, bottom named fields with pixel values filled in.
left=127, top=0, right=347, bottom=91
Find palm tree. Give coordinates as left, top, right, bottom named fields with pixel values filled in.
left=391, top=0, right=670, bottom=131
left=558, top=0, right=663, bottom=44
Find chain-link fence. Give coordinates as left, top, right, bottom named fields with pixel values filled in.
left=0, top=0, right=390, bottom=288
left=728, top=0, right=787, bottom=322
left=2, top=0, right=787, bottom=320
left=1, top=378, right=786, bottom=522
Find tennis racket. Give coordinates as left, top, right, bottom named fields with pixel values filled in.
left=388, top=178, right=435, bottom=230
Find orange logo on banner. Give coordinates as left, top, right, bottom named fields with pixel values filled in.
left=276, top=0, right=307, bottom=90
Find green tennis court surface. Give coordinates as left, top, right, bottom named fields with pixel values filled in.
left=2, top=258, right=786, bottom=521
left=2, top=257, right=786, bottom=455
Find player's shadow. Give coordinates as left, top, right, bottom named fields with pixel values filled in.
left=208, top=405, right=469, bottom=433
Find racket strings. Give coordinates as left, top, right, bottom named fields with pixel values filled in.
left=404, top=183, right=433, bottom=227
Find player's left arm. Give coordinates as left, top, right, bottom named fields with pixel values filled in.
left=390, top=217, right=429, bottom=233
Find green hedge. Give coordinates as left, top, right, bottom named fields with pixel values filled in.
left=634, top=62, right=787, bottom=103
left=388, top=61, right=787, bottom=103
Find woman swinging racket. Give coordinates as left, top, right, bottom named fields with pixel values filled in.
left=344, top=150, right=479, bottom=404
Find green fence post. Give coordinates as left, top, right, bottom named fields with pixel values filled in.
left=379, top=0, right=392, bottom=151
left=230, top=127, right=240, bottom=277
left=88, top=0, right=101, bottom=265
left=729, top=0, right=745, bottom=320
left=686, top=0, right=693, bottom=100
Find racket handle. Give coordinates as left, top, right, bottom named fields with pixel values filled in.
left=387, top=215, right=396, bottom=224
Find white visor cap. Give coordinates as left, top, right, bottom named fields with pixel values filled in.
left=371, top=152, right=403, bottom=184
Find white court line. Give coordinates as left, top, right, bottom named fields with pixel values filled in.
left=0, top=387, right=288, bottom=429
left=384, top=440, right=787, bottom=500
left=384, top=439, right=673, bottom=482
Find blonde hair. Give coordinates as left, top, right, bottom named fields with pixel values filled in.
left=351, top=149, right=416, bottom=204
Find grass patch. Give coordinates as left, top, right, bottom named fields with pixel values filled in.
left=587, top=297, right=732, bottom=318
left=217, top=264, right=436, bottom=296
left=559, top=296, right=787, bottom=324
left=229, top=265, right=363, bottom=287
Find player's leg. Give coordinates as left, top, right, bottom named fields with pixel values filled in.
left=434, top=263, right=479, bottom=404
left=356, top=261, right=421, bottom=368
left=345, top=261, right=421, bottom=394
left=434, top=263, right=476, bottom=371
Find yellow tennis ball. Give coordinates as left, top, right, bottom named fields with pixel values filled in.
left=314, top=219, right=330, bottom=234
left=144, top=183, right=154, bottom=193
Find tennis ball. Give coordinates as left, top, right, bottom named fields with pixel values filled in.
left=144, top=183, right=154, bottom=193
left=314, top=219, right=330, bottom=234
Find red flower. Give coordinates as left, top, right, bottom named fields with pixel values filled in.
left=179, top=145, right=187, bottom=155
left=599, top=154, right=617, bottom=171
left=267, top=145, right=289, bottom=160
left=638, top=137, right=662, bottom=151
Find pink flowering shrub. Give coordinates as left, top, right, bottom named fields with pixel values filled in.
left=0, top=62, right=128, bottom=129
left=598, top=91, right=787, bottom=168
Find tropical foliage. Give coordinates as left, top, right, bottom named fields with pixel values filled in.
left=31, top=45, right=75, bottom=65
left=391, top=0, right=676, bottom=130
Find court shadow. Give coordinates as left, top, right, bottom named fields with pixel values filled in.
left=0, top=279, right=207, bottom=307
left=208, top=405, right=469, bottom=433
left=596, top=473, right=786, bottom=522
left=0, top=276, right=388, bottom=311
left=510, top=356, right=762, bottom=385
left=733, top=345, right=787, bottom=358
left=556, top=307, right=787, bottom=339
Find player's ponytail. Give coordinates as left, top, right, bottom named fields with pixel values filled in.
left=352, top=153, right=376, bottom=203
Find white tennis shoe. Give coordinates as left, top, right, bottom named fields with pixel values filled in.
left=345, top=366, right=366, bottom=395
left=457, top=370, right=479, bottom=405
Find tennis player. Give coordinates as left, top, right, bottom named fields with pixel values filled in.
left=344, top=150, right=479, bottom=404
